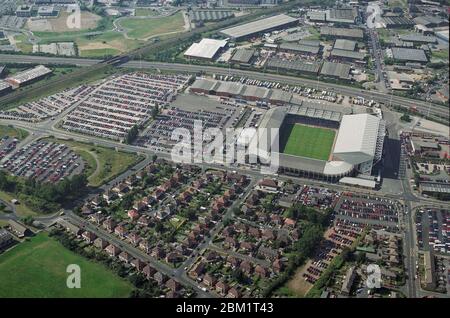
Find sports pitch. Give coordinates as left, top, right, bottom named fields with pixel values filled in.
left=282, top=124, right=336, bottom=161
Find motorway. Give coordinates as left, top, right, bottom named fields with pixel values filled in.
left=0, top=53, right=448, bottom=123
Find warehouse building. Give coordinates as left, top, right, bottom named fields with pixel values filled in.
left=391, top=47, right=428, bottom=64
left=399, top=34, right=437, bottom=45
left=230, top=48, right=256, bottom=65
left=383, top=16, right=414, bottom=28
left=320, top=27, right=364, bottom=40
left=333, top=39, right=357, bottom=51
left=190, top=10, right=234, bottom=22
left=320, top=61, right=351, bottom=80
left=413, top=16, right=448, bottom=28
left=266, top=57, right=321, bottom=75
left=184, top=38, right=228, bottom=60
left=5, top=65, right=52, bottom=87
left=326, top=8, right=358, bottom=24
left=219, top=14, right=298, bottom=40
left=279, top=42, right=320, bottom=55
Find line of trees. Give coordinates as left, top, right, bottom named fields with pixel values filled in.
left=0, top=170, right=88, bottom=213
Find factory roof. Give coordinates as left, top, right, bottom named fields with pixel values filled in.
left=391, top=47, right=428, bottom=62
left=320, top=61, right=351, bottom=80
left=266, top=57, right=321, bottom=74
left=330, top=49, right=366, bottom=60
left=220, top=14, right=298, bottom=39
left=333, top=39, right=356, bottom=51
left=320, top=26, right=364, bottom=39
left=184, top=38, right=228, bottom=59
left=399, top=34, right=437, bottom=44
left=230, top=48, right=255, bottom=64
left=279, top=42, right=320, bottom=54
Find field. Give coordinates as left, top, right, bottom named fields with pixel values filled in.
left=135, top=8, right=160, bottom=16
left=120, top=12, right=186, bottom=40
left=0, top=233, right=133, bottom=298
left=283, top=124, right=336, bottom=161
left=0, top=190, right=37, bottom=217
left=26, top=11, right=102, bottom=32
left=0, top=125, right=29, bottom=140
left=43, top=137, right=144, bottom=187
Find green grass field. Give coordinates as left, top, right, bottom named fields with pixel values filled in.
left=0, top=233, right=133, bottom=298
left=283, top=124, right=335, bottom=161
left=120, top=12, right=185, bottom=40
left=43, top=137, right=143, bottom=187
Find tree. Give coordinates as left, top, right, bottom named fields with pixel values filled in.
left=400, top=113, right=412, bottom=122
left=151, top=104, right=159, bottom=119
left=152, top=154, right=158, bottom=163
left=125, top=125, right=139, bottom=144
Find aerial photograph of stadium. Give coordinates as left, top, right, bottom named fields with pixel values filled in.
left=0, top=0, right=448, bottom=311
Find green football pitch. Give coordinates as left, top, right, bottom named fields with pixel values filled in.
left=282, top=124, right=336, bottom=161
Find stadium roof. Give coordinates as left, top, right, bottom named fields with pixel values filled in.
left=330, top=49, right=366, bottom=60
left=333, top=39, right=356, bottom=51
left=320, top=27, right=364, bottom=39
left=339, top=177, right=376, bottom=189
left=320, top=61, right=351, bottom=80
left=220, top=14, right=298, bottom=39
left=266, top=57, right=321, bottom=74
left=333, top=114, right=381, bottom=165
left=279, top=42, right=320, bottom=54
left=230, top=48, right=255, bottom=64
left=184, top=38, right=228, bottom=60
left=391, top=47, right=428, bottom=62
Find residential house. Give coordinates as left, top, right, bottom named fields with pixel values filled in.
left=119, top=251, right=132, bottom=263
left=94, top=237, right=108, bottom=249
left=82, top=231, right=97, bottom=243
left=105, top=244, right=121, bottom=257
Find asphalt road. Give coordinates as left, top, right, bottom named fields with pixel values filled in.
left=0, top=54, right=447, bottom=122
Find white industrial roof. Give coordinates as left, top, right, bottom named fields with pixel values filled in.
left=333, top=114, right=381, bottom=165
left=220, top=14, right=298, bottom=39
left=184, top=38, right=228, bottom=59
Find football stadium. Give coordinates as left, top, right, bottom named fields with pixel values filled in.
left=254, top=104, right=386, bottom=182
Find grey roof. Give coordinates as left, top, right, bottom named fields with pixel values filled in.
left=391, top=47, right=428, bottom=62
left=220, top=14, right=298, bottom=39
left=383, top=16, right=414, bottom=27
left=258, top=106, right=286, bottom=130
left=190, top=78, right=219, bottom=92
left=413, top=15, right=447, bottom=27
left=330, top=49, right=366, bottom=60
left=230, top=48, right=255, bottom=64
left=279, top=42, right=320, bottom=54
left=326, top=8, right=357, bottom=24
left=320, top=61, right=351, bottom=79
left=279, top=153, right=326, bottom=173
left=215, top=81, right=244, bottom=95
left=420, top=182, right=450, bottom=194
left=399, top=34, right=437, bottom=44
left=307, top=11, right=326, bottom=21
left=299, top=39, right=321, bottom=47
left=286, top=101, right=348, bottom=122
left=190, top=10, right=234, bottom=22
left=0, top=80, right=12, bottom=91
left=267, top=89, right=292, bottom=103
left=320, top=27, right=364, bottom=39
left=241, top=85, right=270, bottom=99
left=333, top=39, right=356, bottom=51
left=266, top=57, right=321, bottom=74
left=385, top=38, right=414, bottom=48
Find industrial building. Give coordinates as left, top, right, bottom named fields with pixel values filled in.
left=320, top=61, right=352, bottom=80
left=333, top=39, right=357, bottom=51
left=383, top=16, right=414, bottom=28
left=230, top=48, right=256, bottom=64
left=190, top=10, right=234, bottom=22
left=399, top=34, right=437, bottom=45
left=219, top=14, right=298, bottom=40
left=184, top=38, right=228, bottom=60
left=391, top=47, right=428, bottom=63
left=266, top=57, right=321, bottom=75
left=279, top=42, right=320, bottom=55
left=330, top=49, right=366, bottom=62
left=5, top=65, right=52, bottom=87
left=320, top=27, right=364, bottom=40
left=307, top=8, right=358, bottom=24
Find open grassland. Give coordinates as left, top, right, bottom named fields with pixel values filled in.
left=43, top=137, right=143, bottom=187
left=120, top=12, right=185, bottom=40
left=431, top=48, right=449, bottom=61
left=0, top=233, right=133, bottom=298
left=283, top=124, right=336, bottom=161
left=0, top=125, right=29, bottom=140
